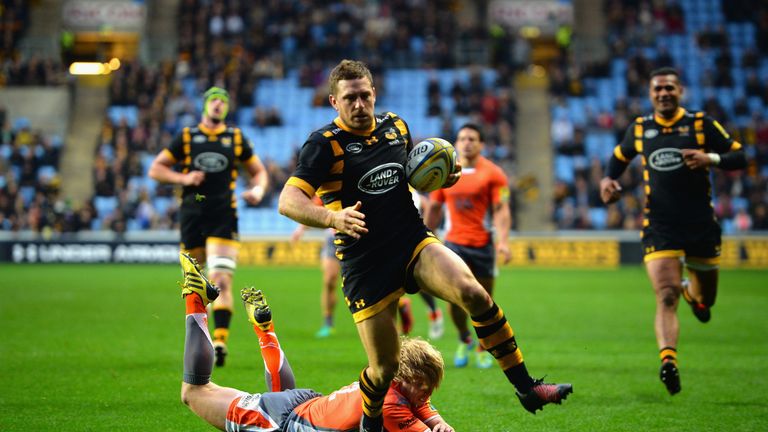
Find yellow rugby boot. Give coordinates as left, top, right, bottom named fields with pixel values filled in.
left=179, top=252, right=220, bottom=305
left=241, top=287, right=272, bottom=331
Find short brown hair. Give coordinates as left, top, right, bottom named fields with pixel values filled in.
left=328, top=59, right=374, bottom=95
left=395, top=337, right=444, bottom=390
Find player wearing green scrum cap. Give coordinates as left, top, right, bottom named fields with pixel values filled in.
left=149, top=85, right=269, bottom=368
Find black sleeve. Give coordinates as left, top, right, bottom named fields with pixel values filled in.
left=718, top=149, right=747, bottom=170
left=606, top=154, right=630, bottom=179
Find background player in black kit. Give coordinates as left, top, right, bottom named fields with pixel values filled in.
left=600, top=67, right=747, bottom=395
left=278, top=59, right=572, bottom=432
left=149, top=86, right=269, bottom=367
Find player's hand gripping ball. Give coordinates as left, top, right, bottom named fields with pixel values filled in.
left=406, top=137, right=458, bottom=192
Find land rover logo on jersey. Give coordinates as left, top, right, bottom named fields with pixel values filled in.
left=649, top=148, right=684, bottom=171
left=644, top=129, right=659, bottom=139
left=193, top=152, right=228, bottom=172
left=358, top=163, right=403, bottom=194
left=346, top=142, right=363, bottom=153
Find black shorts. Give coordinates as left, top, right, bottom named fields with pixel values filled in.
left=642, top=219, right=721, bottom=265
left=339, top=228, right=439, bottom=323
left=444, top=240, right=496, bottom=279
left=179, top=195, right=239, bottom=250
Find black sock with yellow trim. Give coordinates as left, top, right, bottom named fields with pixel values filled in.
left=472, top=302, right=535, bottom=393
left=213, top=308, right=232, bottom=344
left=660, top=346, right=677, bottom=365
left=359, top=368, right=389, bottom=419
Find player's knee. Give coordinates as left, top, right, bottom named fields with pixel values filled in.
left=207, top=255, right=236, bottom=275
left=456, top=279, right=492, bottom=312
left=368, top=362, right=398, bottom=387
left=659, top=285, right=679, bottom=307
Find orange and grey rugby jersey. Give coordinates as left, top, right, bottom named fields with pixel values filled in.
left=162, top=123, right=257, bottom=206
left=286, top=112, right=422, bottom=258
left=613, top=107, right=741, bottom=225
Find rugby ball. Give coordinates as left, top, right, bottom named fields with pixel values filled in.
left=406, top=138, right=457, bottom=192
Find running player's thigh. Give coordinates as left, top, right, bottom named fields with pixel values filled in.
left=414, top=243, right=477, bottom=306
left=355, top=301, right=400, bottom=372
left=183, top=382, right=242, bottom=430
left=645, top=257, right=683, bottom=294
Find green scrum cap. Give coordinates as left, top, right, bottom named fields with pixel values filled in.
left=203, top=86, right=230, bottom=118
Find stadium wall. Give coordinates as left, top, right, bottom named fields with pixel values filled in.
left=2, top=234, right=767, bottom=268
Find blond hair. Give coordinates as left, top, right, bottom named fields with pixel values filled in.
left=395, top=337, right=444, bottom=390
left=328, top=59, right=374, bottom=96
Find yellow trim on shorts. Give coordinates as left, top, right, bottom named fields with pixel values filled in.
left=207, top=237, right=241, bottom=249
left=352, top=288, right=405, bottom=323
left=408, top=235, right=441, bottom=268
left=644, top=250, right=684, bottom=262
left=686, top=256, right=720, bottom=266
left=286, top=176, right=316, bottom=197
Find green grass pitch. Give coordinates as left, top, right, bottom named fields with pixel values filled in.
left=1, top=265, right=767, bottom=431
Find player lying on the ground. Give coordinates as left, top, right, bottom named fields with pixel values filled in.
left=178, top=252, right=455, bottom=431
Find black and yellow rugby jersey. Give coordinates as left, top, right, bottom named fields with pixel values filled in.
left=286, top=112, right=422, bottom=256
left=613, top=107, right=742, bottom=225
left=162, top=123, right=257, bottom=206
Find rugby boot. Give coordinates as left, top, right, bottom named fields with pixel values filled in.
left=681, top=279, right=711, bottom=323
left=179, top=252, right=219, bottom=305
left=660, top=360, right=681, bottom=395
left=516, top=378, right=573, bottom=414
left=454, top=340, right=475, bottom=368
left=359, top=413, right=383, bottom=432
left=475, top=350, right=494, bottom=369
left=315, top=325, right=335, bottom=338
left=213, top=341, right=228, bottom=367
left=241, top=287, right=273, bottom=331
left=428, top=309, right=444, bottom=340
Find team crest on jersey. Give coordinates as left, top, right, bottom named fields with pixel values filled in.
left=193, top=135, right=206, bottom=143
left=221, top=137, right=232, bottom=147
left=346, top=142, right=363, bottom=153
left=677, top=126, right=690, bottom=136
left=385, top=128, right=398, bottom=140
left=193, top=152, right=228, bottom=172
left=644, top=129, right=659, bottom=139
left=649, top=148, right=684, bottom=171
left=358, top=163, right=403, bottom=194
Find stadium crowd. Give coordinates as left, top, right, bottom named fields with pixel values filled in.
left=1, top=0, right=767, bottom=235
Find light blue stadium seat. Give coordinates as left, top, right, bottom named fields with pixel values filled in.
left=19, top=186, right=35, bottom=205
left=94, top=196, right=118, bottom=217
left=588, top=207, right=608, bottom=230
left=555, top=156, right=575, bottom=183
left=153, top=196, right=174, bottom=215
